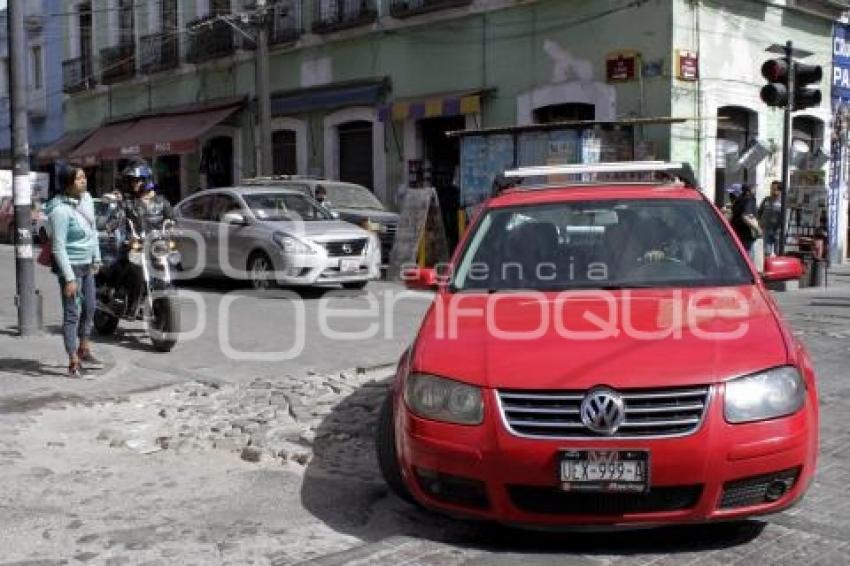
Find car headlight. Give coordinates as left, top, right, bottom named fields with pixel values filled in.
left=724, top=366, right=806, bottom=424
left=273, top=233, right=315, bottom=255
left=404, top=373, right=483, bottom=425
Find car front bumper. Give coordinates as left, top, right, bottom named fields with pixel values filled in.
left=273, top=247, right=381, bottom=286
left=395, top=386, right=818, bottom=527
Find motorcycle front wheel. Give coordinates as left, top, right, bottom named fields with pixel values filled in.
left=148, top=295, right=180, bottom=352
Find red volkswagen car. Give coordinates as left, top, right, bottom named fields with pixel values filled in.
left=377, top=162, right=818, bottom=528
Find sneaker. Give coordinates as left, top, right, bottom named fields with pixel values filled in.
left=68, top=361, right=82, bottom=379
left=77, top=349, right=104, bottom=367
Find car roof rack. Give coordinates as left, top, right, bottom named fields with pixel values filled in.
left=502, top=161, right=698, bottom=190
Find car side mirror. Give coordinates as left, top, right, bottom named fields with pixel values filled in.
left=402, top=267, right=438, bottom=291
left=222, top=212, right=248, bottom=226
left=763, top=256, right=803, bottom=282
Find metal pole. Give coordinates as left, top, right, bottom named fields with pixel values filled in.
left=8, top=0, right=40, bottom=336
left=779, top=40, right=794, bottom=256
left=255, top=0, right=273, bottom=176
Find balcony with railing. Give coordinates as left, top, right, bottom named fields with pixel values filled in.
left=186, top=15, right=235, bottom=64
left=269, top=0, right=303, bottom=45
left=312, top=0, right=377, bottom=34
left=389, top=0, right=472, bottom=18
left=62, top=57, right=96, bottom=93
left=100, top=43, right=136, bottom=84
left=140, top=31, right=180, bottom=74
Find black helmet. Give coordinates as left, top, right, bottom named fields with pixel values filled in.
left=122, top=160, right=153, bottom=181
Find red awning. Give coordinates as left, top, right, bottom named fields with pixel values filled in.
left=68, top=122, right=138, bottom=166
left=68, top=102, right=242, bottom=164
left=100, top=104, right=241, bottom=160
left=35, top=129, right=96, bottom=165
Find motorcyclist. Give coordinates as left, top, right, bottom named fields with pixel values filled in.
left=121, top=160, right=173, bottom=235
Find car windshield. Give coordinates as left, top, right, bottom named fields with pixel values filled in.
left=320, top=183, right=384, bottom=210
left=242, top=192, right=333, bottom=222
left=451, top=198, right=753, bottom=291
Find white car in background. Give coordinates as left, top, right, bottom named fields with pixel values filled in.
left=174, top=187, right=381, bottom=290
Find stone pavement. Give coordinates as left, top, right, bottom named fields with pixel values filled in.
left=1, top=263, right=849, bottom=564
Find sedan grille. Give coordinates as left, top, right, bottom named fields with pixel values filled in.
left=323, top=238, right=368, bottom=257
left=497, top=386, right=710, bottom=438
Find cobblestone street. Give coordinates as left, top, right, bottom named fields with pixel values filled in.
left=1, top=256, right=850, bottom=564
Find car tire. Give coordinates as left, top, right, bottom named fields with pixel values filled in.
left=94, top=309, right=119, bottom=336
left=341, top=281, right=368, bottom=290
left=247, top=252, right=275, bottom=291
left=375, top=393, right=415, bottom=504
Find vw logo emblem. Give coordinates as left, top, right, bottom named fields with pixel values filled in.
left=341, top=243, right=353, bottom=254
left=580, top=388, right=625, bottom=435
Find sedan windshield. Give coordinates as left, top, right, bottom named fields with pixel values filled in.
left=243, top=192, right=333, bottom=222
left=451, top=199, right=753, bottom=291
left=321, top=183, right=384, bottom=210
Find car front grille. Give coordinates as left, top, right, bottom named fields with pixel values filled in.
left=497, top=386, right=711, bottom=438
left=508, top=484, right=703, bottom=515
left=323, top=238, right=368, bottom=257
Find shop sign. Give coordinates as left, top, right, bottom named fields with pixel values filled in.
left=677, top=49, right=699, bottom=81
left=155, top=142, right=172, bottom=154
left=606, top=51, right=639, bottom=82
left=120, top=145, right=141, bottom=156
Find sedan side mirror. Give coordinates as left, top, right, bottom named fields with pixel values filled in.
left=222, top=211, right=248, bottom=226
left=763, top=256, right=803, bottom=282
left=402, top=267, right=438, bottom=291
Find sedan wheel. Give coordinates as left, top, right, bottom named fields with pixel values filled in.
left=249, top=254, right=274, bottom=291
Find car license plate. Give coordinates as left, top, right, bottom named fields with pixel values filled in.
left=559, top=450, right=649, bottom=493
left=339, top=259, right=361, bottom=272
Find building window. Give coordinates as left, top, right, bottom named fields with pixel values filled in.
left=0, top=59, right=8, bottom=97
left=534, top=103, right=595, bottom=124
left=338, top=121, right=374, bottom=190
left=30, top=46, right=43, bottom=90
left=118, top=0, right=135, bottom=45
left=272, top=130, right=297, bottom=175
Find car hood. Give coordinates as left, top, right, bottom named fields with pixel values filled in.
left=411, top=286, right=788, bottom=389
left=260, top=219, right=371, bottom=239
left=334, top=208, right=399, bottom=223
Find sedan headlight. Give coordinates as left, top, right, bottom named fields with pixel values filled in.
left=404, top=373, right=483, bottom=425
left=362, top=219, right=381, bottom=232
left=273, top=233, right=315, bottom=255
left=724, top=366, right=806, bottom=424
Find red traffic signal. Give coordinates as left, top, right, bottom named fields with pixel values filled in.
left=760, top=58, right=822, bottom=109
left=761, top=59, right=789, bottom=82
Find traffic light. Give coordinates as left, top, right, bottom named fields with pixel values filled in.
left=761, top=58, right=790, bottom=107
left=793, top=63, right=822, bottom=110
left=760, top=58, right=822, bottom=110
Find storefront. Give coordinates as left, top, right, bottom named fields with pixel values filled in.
left=64, top=98, right=245, bottom=202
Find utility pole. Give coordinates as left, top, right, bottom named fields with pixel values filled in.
left=779, top=41, right=794, bottom=256
left=8, top=0, right=40, bottom=336
left=255, top=0, right=273, bottom=176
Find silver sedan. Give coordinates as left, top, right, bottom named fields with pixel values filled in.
left=174, top=187, right=381, bottom=290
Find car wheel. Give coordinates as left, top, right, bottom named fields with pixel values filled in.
left=248, top=252, right=275, bottom=291
left=341, top=281, right=368, bottom=290
left=375, top=393, right=415, bottom=504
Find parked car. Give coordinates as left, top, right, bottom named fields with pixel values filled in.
left=0, top=197, right=47, bottom=243
left=173, top=187, right=381, bottom=289
left=242, top=177, right=399, bottom=263
left=377, top=162, right=818, bottom=528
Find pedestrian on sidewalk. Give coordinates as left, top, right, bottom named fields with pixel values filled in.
left=45, top=166, right=102, bottom=378
left=758, top=181, right=783, bottom=257
left=729, top=183, right=762, bottom=260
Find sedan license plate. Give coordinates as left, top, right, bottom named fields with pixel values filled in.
left=339, top=259, right=361, bottom=273
left=559, top=450, right=649, bottom=493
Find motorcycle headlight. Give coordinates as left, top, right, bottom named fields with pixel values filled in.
left=273, top=233, right=315, bottom=255
left=362, top=220, right=381, bottom=232
left=724, top=366, right=806, bottom=424
left=404, top=373, right=483, bottom=425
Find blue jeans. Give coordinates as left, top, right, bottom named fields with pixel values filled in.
left=59, top=264, right=96, bottom=356
left=764, top=231, right=779, bottom=256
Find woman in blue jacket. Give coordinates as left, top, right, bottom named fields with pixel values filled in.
left=45, top=166, right=101, bottom=377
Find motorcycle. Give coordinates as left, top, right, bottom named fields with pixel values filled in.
left=94, top=218, right=182, bottom=352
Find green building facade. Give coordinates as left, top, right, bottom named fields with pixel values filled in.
left=59, top=0, right=844, bottom=258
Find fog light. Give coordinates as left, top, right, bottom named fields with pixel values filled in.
left=765, top=480, right=788, bottom=502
